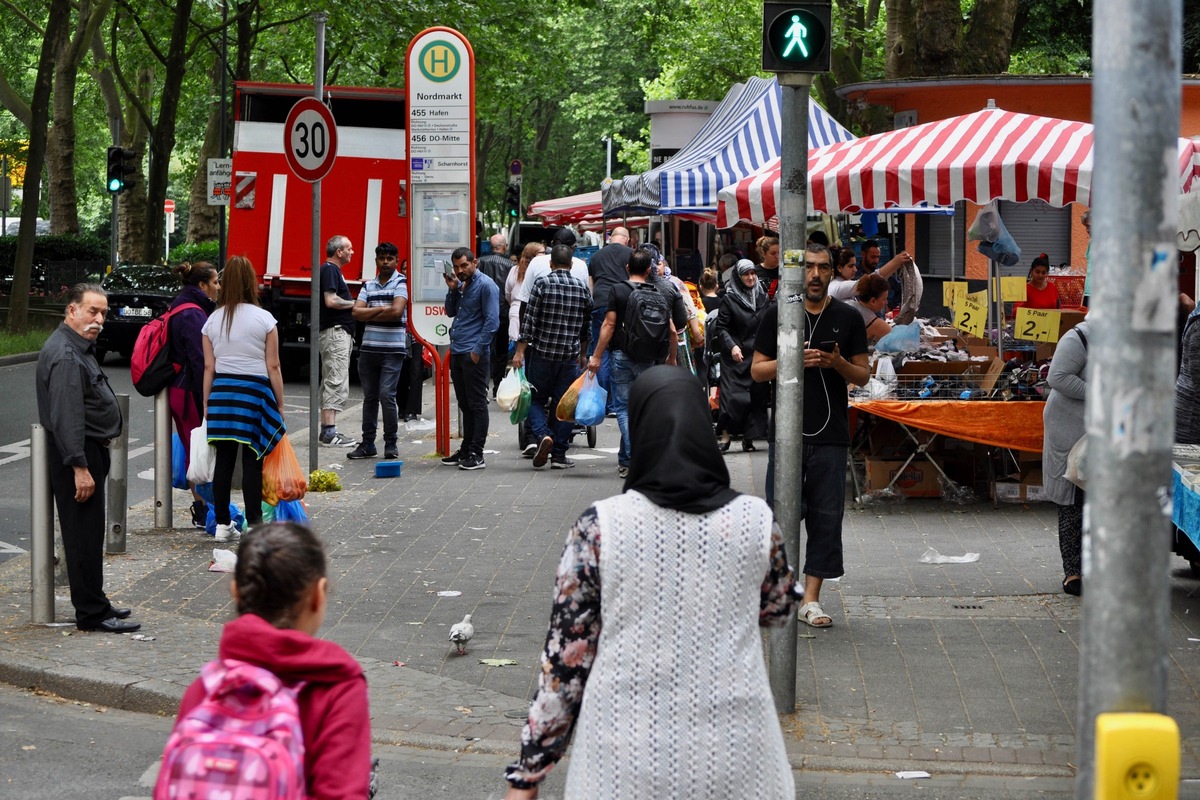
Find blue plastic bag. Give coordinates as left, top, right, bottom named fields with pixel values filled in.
left=574, top=373, right=607, bottom=427
left=171, top=433, right=188, bottom=490
left=274, top=499, right=309, bottom=523
left=874, top=320, right=922, bottom=354
left=194, top=481, right=215, bottom=505
left=205, top=503, right=245, bottom=536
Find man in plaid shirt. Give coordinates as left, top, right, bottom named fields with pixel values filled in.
left=512, top=244, right=593, bottom=469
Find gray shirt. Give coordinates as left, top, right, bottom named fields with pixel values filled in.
left=36, top=323, right=122, bottom=466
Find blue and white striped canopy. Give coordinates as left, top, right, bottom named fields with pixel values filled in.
left=601, top=77, right=854, bottom=216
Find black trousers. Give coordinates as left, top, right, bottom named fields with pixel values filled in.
left=449, top=352, right=491, bottom=459
left=46, top=435, right=114, bottom=627
left=213, top=441, right=263, bottom=526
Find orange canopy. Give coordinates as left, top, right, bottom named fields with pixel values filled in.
left=853, top=400, right=1044, bottom=453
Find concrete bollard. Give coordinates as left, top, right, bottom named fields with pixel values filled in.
left=106, top=394, right=129, bottom=553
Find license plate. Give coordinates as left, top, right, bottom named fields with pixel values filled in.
left=120, top=307, right=152, bottom=318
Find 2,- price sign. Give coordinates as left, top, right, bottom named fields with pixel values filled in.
left=953, top=290, right=988, bottom=337
left=943, top=281, right=968, bottom=308
left=994, top=276, right=1028, bottom=302
left=1014, top=307, right=1061, bottom=343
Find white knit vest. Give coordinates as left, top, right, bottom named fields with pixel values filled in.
left=564, top=491, right=794, bottom=799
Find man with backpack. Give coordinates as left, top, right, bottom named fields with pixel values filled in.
left=586, top=249, right=688, bottom=478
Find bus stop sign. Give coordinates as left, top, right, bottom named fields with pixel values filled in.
left=762, top=1, right=831, bottom=73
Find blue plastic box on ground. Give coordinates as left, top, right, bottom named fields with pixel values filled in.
left=375, top=460, right=403, bottom=478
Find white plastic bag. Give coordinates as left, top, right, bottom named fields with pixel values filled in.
left=496, top=367, right=522, bottom=411
left=1064, top=434, right=1087, bottom=490
left=208, top=549, right=237, bottom=573
left=875, top=356, right=897, bottom=386
left=187, top=421, right=215, bottom=485
left=967, top=201, right=1001, bottom=241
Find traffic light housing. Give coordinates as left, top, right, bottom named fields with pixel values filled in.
left=762, top=1, right=832, bottom=73
left=504, top=184, right=520, bottom=219
left=106, top=146, right=138, bottom=194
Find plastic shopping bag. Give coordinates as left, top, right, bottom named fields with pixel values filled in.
left=510, top=368, right=532, bottom=425
left=496, top=367, right=522, bottom=411
left=1065, top=434, right=1087, bottom=490
left=263, top=434, right=306, bottom=502
left=187, top=421, right=215, bottom=485
left=574, top=373, right=607, bottom=427
left=171, top=433, right=189, bottom=490
left=967, top=201, right=1001, bottom=241
left=274, top=498, right=310, bottom=523
left=205, top=503, right=245, bottom=536
left=874, top=321, right=922, bottom=355
left=556, top=372, right=588, bottom=423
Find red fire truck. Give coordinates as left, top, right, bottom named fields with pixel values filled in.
left=227, top=82, right=410, bottom=366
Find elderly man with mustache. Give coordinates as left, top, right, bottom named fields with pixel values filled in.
left=36, top=283, right=141, bottom=633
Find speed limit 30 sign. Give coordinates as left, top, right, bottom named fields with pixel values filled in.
left=284, top=97, right=338, bottom=182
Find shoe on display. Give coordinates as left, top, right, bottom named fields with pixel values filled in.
left=458, top=456, right=486, bottom=471
left=550, top=456, right=576, bottom=470
left=320, top=431, right=358, bottom=447
left=532, top=436, right=553, bottom=468
left=214, top=523, right=239, bottom=543
left=440, top=451, right=464, bottom=466
left=347, top=445, right=377, bottom=460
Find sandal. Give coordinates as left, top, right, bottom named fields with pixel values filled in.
left=798, top=601, right=833, bottom=628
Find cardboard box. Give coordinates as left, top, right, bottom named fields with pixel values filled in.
left=895, top=360, right=973, bottom=377
left=1059, top=309, right=1087, bottom=339
left=993, top=468, right=1048, bottom=503
left=865, top=458, right=942, bottom=497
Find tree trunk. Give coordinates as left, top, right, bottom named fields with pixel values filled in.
left=118, top=71, right=151, bottom=265
left=962, top=0, right=1020, bottom=74
left=884, top=0, right=918, bottom=78
left=186, top=59, right=224, bottom=244
left=48, top=19, right=80, bottom=236
left=9, top=0, right=72, bottom=333
left=913, top=0, right=963, bottom=75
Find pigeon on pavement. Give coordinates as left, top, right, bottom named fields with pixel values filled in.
left=449, top=614, right=474, bottom=655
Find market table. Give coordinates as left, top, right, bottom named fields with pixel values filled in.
left=850, top=400, right=1045, bottom=501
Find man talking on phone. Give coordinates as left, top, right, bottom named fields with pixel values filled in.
left=442, top=247, right=499, bottom=471
left=751, top=243, right=868, bottom=630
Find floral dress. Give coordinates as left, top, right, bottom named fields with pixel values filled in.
left=506, top=491, right=796, bottom=798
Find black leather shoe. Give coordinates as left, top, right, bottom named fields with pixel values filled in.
left=110, top=607, right=132, bottom=619
left=78, top=617, right=141, bottom=633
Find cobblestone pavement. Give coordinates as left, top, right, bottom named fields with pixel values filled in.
left=3, top=403, right=1199, bottom=793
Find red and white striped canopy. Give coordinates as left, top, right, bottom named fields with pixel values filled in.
left=718, top=109, right=1200, bottom=227
left=527, top=191, right=603, bottom=226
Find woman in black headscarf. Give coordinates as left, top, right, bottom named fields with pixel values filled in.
left=711, top=259, right=769, bottom=452
left=503, top=367, right=797, bottom=799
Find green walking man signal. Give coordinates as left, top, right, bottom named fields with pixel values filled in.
left=762, top=1, right=831, bottom=73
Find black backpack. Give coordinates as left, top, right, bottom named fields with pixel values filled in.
left=622, top=281, right=672, bottom=363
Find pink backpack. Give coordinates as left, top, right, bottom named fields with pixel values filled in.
left=154, top=659, right=307, bottom=800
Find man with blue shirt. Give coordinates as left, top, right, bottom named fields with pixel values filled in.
left=442, top=247, right=500, bottom=470
left=347, top=242, right=409, bottom=461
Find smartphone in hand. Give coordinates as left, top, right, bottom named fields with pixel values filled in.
left=818, top=340, right=837, bottom=353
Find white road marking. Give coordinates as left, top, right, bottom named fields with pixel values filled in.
left=0, top=439, right=31, bottom=466
left=0, top=540, right=28, bottom=554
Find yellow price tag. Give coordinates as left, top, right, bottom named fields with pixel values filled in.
left=943, top=281, right=968, bottom=307
left=953, top=290, right=988, bottom=337
left=1014, top=307, right=1060, bottom=343
left=999, top=276, right=1027, bottom=302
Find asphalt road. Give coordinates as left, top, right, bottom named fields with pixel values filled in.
left=0, top=358, right=329, bottom=565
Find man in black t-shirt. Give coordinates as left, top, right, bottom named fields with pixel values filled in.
left=318, top=235, right=358, bottom=447
left=752, top=243, right=868, bottom=630
left=587, top=227, right=633, bottom=398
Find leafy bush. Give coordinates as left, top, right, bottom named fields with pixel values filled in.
left=168, top=240, right=220, bottom=265
left=0, top=235, right=109, bottom=271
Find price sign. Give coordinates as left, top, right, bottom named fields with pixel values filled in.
left=1015, top=307, right=1061, bottom=342
left=992, top=276, right=1027, bottom=302
left=942, top=281, right=968, bottom=308
left=283, top=98, right=338, bottom=183
left=953, top=290, right=988, bottom=337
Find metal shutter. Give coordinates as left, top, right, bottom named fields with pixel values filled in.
left=997, top=200, right=1072, bottom=277
left=923, top=204, right=966, bottom=278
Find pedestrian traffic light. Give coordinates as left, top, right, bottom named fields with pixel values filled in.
left=106, top=146, right=138, bottom=194
left=762, top=1, right=831, bottom=73
left=504, top=184, right=520, bottom=219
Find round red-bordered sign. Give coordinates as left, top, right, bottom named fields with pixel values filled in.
left=283, top=97, right=338, bottom=182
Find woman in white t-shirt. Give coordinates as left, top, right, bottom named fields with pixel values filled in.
left=201, top=256, right=286, bottom=542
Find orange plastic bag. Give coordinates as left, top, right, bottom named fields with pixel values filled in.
left=556, top=372, right=588, bottom=423
left=263, top=434, right=307, bottom=502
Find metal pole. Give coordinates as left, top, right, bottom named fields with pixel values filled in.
left=218, top=0, right=228, bottom=268
left=767, top=72, right=812, bottom=713
left=30, top=424, right=54, bottom=624
left=106, top=394, right=129, bottom=554
left=308, top=12, right=327, bottom=476
left=1075, top=0, right=1181, bottom=795
left=110, top=116, right=120, bottom=271
left=154, top=389, right=172, bottom=529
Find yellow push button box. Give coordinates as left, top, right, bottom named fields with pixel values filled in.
left=1095, top=712, right=1179, bottom=799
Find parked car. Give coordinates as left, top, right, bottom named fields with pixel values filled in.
left=95, top=265, right=180, bottom=362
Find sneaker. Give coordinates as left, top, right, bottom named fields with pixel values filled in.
left=214, top=523, right=239, bottom=543
left=347, top=445, right=377, bottom=460
left=617, top=465, right=629, bottom=479
left=522, top=442, right=539, bottom=459
left=383, top=447, right=399, bottom=460
left=320, top=431, right=358, bottom=447
left=458, top=456, right=486, bottom=471
left=532, top=436, right=554, bottom=468
left=190, top=500, right=208, bottom=530
left=440, top=451, right=464, bottom=466
left=550, top=456, right=575, bottom=470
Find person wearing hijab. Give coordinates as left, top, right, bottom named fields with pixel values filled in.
left=711, top=259, right=768, bottom=452
left=502, top=367, right=797, bottom=800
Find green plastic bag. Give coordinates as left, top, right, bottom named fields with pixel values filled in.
left=510, top=367, right=532, bottom=425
